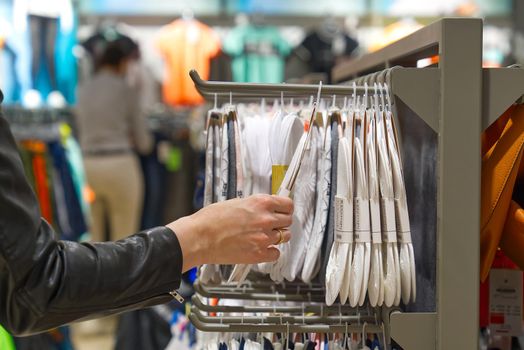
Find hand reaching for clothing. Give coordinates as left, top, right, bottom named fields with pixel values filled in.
left=166, top=194, right=293, bottom=272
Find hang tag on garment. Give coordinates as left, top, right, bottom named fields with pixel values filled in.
left=370, top=198, right=382, bottom=243
left=272, top=165, right=289, bottom=195
left=354, top=197, right=371, bottom=243
left=334, top=195, right=353, bottom=243
left=380, top=197, right=397, bottom=243
left=395, top=198, right=412, bottom=243
left=489, top=269, right=524, bottom=337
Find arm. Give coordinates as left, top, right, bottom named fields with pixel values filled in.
left=0, top=114, right=182, bottom=335
left=0, top=106, right=293, bottom=335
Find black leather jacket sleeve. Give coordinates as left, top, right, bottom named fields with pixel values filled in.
left=0, top=114, right=183, bottom=336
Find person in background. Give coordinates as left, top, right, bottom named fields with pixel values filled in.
left=76, top=43, right=152, bottom=243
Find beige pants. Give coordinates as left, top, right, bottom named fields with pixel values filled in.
left=84, top=153, right=143, bottom=242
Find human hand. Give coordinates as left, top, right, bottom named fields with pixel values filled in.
left=166, top=194, right=293, bottom=272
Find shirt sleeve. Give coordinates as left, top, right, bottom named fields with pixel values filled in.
left=0, top=114, right=181, bottom=336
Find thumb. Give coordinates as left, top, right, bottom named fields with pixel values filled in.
left=261, top=247, right=280, bottom=262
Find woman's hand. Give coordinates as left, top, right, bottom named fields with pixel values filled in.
left=166, top=194, right=293, bottom=272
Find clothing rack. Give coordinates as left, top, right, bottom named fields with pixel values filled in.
left=2, top=106, right=74, bottom=124
left=189, top=18, right=524, bottom=349
left=189, top=69, right=380, bottom=104
left=331, top=17, right=524, bottom=350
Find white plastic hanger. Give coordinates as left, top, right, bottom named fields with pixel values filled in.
left=325, top=128, right=353, bottom=305
left=366, top=84, right=384, bottom=307
left=383, top=83, right=416, bottom=304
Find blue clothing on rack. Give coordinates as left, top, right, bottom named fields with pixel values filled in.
left=47, top=140, right=87, bottom=241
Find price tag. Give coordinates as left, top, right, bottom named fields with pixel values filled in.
left=354, top=197, right=370, bottom=243
left=271, top=165, right=288, bottom=195
left=334, top=196, right=353, bottom=243
left=489, top=269, right=523, bottom=337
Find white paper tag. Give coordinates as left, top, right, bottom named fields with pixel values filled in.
left=489, top=269, right=524, bottom=337
left=354, top=197, right=371, bottom=243
left=395, top=198, right=412, bottom=243
left=335, top=195, right=353, bottom=243
left=380, top=197, right=397, bottom=243
left=369, top=198, right=382, bottom=243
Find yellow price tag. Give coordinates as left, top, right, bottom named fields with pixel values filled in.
left=271, top=165, right=288, bottom=195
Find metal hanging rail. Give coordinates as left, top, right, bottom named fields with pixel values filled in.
left=189, top=69, right=385, bottom=98
left=191, top=295, right=378, bottom=315
left=189, top=313, right=385, bottom=334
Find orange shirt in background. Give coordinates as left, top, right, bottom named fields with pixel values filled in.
left=156, top=19, right=221, bottom=106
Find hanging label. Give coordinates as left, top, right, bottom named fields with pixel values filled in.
left=354, top=197, right=371, bottom=243
left=271, top=165, right=288, bottom=195
left=395, top=197, right=412, bottom=243
left=489, top=269, right=524, bottom=337
left=380, top=197, right=397, bottom=243
left=369, top=198, right=382, bottom=244
left=335, top=195, right=353, bottom=243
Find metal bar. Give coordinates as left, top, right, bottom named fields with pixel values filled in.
left=191, top=295, right=369, bottom=314
left=194, top=282, right=325, bottom=302
left=191, top=307, right=378, bottom=325
left=199, top=284, right=325, bottom=294
left=190, top=69, right=378, bottom=96
left=436, top=18, right=482, bottom=350
left=332, top=18, right=444, bottom=82
left=189, top=313, right=384, bottom=334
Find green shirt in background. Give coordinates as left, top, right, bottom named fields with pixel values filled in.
left=224, top=25, right=291, bottom=83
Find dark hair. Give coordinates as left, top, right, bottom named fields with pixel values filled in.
left=98, top=43, right=127, bottom=68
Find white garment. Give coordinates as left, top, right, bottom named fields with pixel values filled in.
left=281, top=125, right=320, bottom=281
left=302, top=122, right=331, bottom=283
left=325, top=135, right=353, bottom=305
left=27, top=0, right=68, bottom=18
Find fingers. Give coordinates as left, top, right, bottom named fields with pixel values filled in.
left=272, top=212, right=293, bottom=229
left=266, top=228, right=291, bottom=246
left=270, top=195, right=294, bottom=214
left=260, top=246, right=280, bottom=262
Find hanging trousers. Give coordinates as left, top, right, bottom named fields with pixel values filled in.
left=84, top=153, right=144, bottom=242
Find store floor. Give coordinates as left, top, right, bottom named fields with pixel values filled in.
left=71, top=316, right=116, bottom=350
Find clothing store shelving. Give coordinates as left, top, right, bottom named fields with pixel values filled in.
left=333, top=17, right=524, bottom=350
left=188, top=18, right=524, bottom=350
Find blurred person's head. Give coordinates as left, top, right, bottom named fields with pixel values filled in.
left=98, top=43, right=129, bottom=75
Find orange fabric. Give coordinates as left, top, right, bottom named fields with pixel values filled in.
left=499, top=201, right=524, bottom=271
left=32, top=150, right=53, bottom=224
left=480, top=105, right=524, bottom=281
left=156, top=19, right=221, bottom=106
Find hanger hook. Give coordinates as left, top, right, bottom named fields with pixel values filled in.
left=362, top=321, right=368, bottom=348
left=364, top=82, right=368, bottom=110
left=229, top=91, right=232, bottom=105
left=214, top=93, right=217, bottom=110
left=316, top=81, right=323, bottom=105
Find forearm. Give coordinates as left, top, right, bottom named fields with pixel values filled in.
left=0, top=114, right=183, bottom=335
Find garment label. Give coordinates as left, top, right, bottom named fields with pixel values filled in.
left=334, top=195, right=353, bottom=243
left=369, top=198, right=382, bottom=243
left=380, top=197, right=397, bottom=243
left=395, top=198, right=412, bottom=243
left=271, top=165, right=288, bottom=195
left=489, top=269, right=524, bottom=337
left=354, top=197, right=371, bottom=243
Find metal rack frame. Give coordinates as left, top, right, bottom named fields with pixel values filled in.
left=189, top=18, right=524, bottom=349
left=333, top=18, right=524, bottom=350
